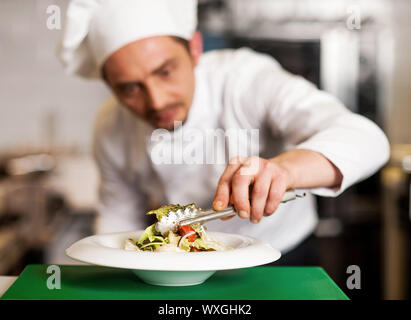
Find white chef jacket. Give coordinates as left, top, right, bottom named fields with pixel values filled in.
left=92, top=48, right=390, bottom=254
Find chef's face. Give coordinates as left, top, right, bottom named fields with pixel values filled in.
left=103, top=33, right=202, bottom=131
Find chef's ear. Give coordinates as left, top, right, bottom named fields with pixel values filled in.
left=188, top=31, right=203, bottom=66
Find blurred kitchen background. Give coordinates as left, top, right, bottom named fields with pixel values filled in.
left=0, top=0, right=410, bottom=299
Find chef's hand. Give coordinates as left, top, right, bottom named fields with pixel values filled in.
left=212, top=156, right=292, bottom=224
left=212, top=150, right=343, bottom=223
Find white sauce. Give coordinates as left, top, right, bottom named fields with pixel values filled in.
left=155, top=207, right=198, bottom=236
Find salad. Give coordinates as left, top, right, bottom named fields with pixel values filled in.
left=124, top=203, right=229, bottom=252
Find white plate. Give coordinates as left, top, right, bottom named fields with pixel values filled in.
left=66, top=230, right=281, bottom=286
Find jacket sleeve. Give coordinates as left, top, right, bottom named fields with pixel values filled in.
left=232, top=48, right=390, bottom=197
left=92, top=102, right=148, bottom=233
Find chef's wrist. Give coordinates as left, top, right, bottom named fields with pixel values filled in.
left=268, top=149, right=343, bottom=190
left=268, top=156, right=296, bottom=191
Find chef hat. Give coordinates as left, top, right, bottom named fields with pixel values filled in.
left=57, top=0, right=198, bottom=78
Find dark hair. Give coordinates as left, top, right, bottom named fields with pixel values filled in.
left=171, top=36, right=190, bottom=53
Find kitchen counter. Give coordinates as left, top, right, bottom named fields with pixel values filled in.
left=0, top=265, right=349, bottom=300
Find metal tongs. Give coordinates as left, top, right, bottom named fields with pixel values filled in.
left=179, top=190, right=306, bottom=226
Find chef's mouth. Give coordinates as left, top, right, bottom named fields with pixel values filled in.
left=150, top=104, right=184, bottom=124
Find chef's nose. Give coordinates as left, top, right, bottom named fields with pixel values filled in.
left=146, top=83, right=168, bottom=111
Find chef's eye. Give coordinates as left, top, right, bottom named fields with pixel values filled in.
left=119, top=83, right=141, bottom=95
left=159, top=68, right=171, bottom=77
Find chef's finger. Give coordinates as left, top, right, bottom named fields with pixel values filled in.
left=250, top=171, right=272, bottom=223
left=231, top=172, right=253, bottom=218
left=220, top=194, right=235, bottom=221
left=221, top=194, right=234, bottom=221
left=213, top=157, right=243, bottom=210
left=264, top=177, right=287, bottom=216
left=213, top=181, right=231, bottom=211
left=229, top=193, right=234, bottom=205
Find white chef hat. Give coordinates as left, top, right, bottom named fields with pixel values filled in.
left=57, top=0, right=198, bottom=78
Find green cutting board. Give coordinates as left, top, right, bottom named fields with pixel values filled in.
left=1, top=265, right=349, bottom=300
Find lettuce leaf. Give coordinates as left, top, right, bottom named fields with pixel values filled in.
left=126, top=203, right=229, bottom=252
left=137, top=224, right=160, bottom=244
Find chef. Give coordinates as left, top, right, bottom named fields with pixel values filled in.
left=58, top=0, right=390, bottom=255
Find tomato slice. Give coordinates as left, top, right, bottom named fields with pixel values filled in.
left=178, top=225, right=197, bottom=242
